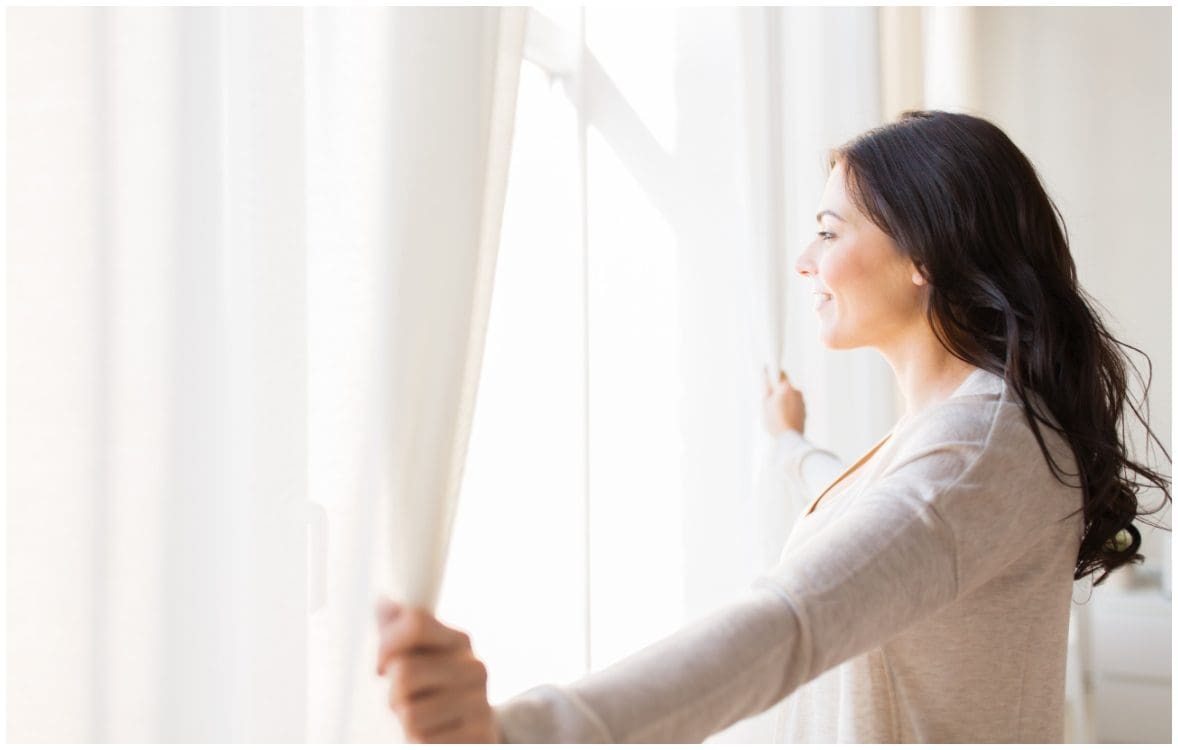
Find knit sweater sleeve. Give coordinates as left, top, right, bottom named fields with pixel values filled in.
left=492, top=422, right=978, bottom=741
left=771, top=428, right=846, bottom=504
left=493, top=401, right=1065, bottom=743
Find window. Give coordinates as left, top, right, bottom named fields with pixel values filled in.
left=439, top=13, right=770, bottom=733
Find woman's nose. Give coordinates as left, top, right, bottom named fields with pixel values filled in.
left=795, top=241, right=818, bottom=277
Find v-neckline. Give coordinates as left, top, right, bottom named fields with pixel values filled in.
left=801, top=366, right=987, bottom=518
left=802, top=428, right=895, bottom=518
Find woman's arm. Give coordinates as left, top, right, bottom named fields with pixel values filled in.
left=761, top=370, right=846, bottom=505
left=493, top=439, right=965, bottom=742
left=493, top=404, right=1066, bottom=743
left=772, top=428, right=846, bottom=504
left=493, top=586, right=801, bottom=742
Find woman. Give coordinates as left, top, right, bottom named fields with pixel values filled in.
left=373, top=111, right=1171, bottom=743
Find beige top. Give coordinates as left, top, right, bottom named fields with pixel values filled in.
left=493, top=366, right=1085, bottom=742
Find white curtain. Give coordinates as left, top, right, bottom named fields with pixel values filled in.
left=741, top=7, right=899, bottom=581
left=305, top=6, right=526, bottom=742
left=376, top=7, right=527, bottom=614
left=10, top=9, right=308, bottom=741
left=8, top=7, right=524, bottom=742
left=879, top=7, right=980, bottom=118
left=740, top=9, right=798, bottom=578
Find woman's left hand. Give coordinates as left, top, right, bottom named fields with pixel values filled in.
left=762, top=368, right=807, bottom=436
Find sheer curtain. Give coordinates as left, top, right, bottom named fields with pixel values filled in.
left=743, top=4, right=899, bottom=597
left=8, top=7, right=524, bottom=742
left=306, top=7, right=526, bottom=742
left=10, top=9, right=308, bottom=740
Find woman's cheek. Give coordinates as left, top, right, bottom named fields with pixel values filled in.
left=818, top=255, right=851, bottom=295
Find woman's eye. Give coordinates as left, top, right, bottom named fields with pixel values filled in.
left=817, top=231, right=835, bottom=241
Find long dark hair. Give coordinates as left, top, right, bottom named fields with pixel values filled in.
left=832, top=110, right=1170, bottom=585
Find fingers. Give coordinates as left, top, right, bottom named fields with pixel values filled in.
left=763, top=367, right=795, bottom=397
left=385, top=651, right=488, bottom=705
left=377, top=608, right=472, bottom=672
left=396, top=684, right=491, bottom=740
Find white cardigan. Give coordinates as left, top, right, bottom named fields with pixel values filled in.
left=493, top=367, right=1084, bottom=742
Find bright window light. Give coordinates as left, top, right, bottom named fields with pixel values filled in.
left=438, top=59, right=587, bottom=704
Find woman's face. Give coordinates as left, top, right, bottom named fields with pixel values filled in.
left=795, top=162, right=927, bottom=350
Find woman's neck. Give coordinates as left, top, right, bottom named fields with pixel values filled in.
left=876, top=328, right=979, bottom=421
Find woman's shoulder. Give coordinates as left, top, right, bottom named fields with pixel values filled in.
left=885, top=369, right=1075, bottom=490
left=890, top=369, right=1008, bottom=454
left=891, top=367, right=1062, bottom=449
left=887, top=369, right=1081, bottom=516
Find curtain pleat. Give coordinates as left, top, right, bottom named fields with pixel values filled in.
left=379, top=8, right=528, bottom=613
left=302, top=6, right=526, bottom=741
left=879, top=7, right=980, bottom=120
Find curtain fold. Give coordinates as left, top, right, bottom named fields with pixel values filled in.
left=879, top=7, right=980, bottom=119
left=740, top=7, right=787, bottom=386
left=738, top=7, right=803, bottom=584
left=380, top=7, right=528, bottom=614
left=303, top=6, right=527, bottom=741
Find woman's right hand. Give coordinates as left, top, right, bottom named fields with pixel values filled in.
left=375, top=596, right=499, bottom=743
left=762, top=368, right=807, bottom=436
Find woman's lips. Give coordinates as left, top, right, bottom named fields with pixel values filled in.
left=814, top=292, right=832, bottom=311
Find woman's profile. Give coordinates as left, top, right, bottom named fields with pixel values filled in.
left=373, top=110, right=1171, bottom=743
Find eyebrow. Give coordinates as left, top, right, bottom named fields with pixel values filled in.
left=816, top=210, right=844, bottom=223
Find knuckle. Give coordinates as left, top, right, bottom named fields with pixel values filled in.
left=389, top=680, right=407, bottom=712
left=387, top=660, right=414, bottom=702
left=403, top=612, right=427, bottom=641
left=401, top=704, right=426, bottom=735
left=387, top=657, right=404, bottom=683
left=471, top=659, right=488, bottom=685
